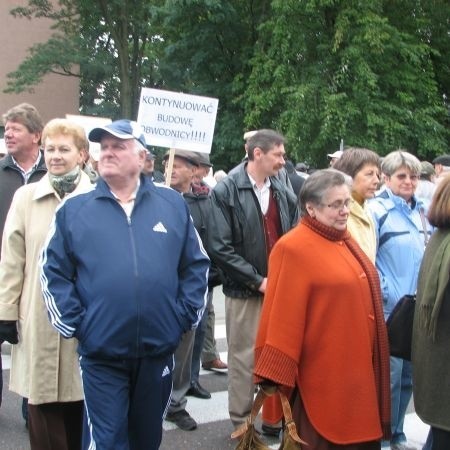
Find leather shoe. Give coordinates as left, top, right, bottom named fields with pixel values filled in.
left=202, top=358, right=228, bottom=371
left=165, top=410, right=197, bottom=431
left=187, top=381, right=211, bottom=399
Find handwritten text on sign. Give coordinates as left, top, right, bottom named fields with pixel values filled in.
left=137, top=88, right=218, bottom=153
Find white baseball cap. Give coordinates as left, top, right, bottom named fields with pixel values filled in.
left=327, top=150, right=343, bottom=159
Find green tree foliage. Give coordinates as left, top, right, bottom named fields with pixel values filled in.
left=244, top=0, right=449, bottom=166
left=5, top=0, right=165, bottom=119
left=158, top=0, right=272, bottom=168
left=5, top=0, right=449, bottom=169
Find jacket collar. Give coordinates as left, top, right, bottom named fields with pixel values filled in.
left=0, top=151, right=46, bottom=171
left=379, top=187, right=424, bottom=212
left=32, top=171, right=93, bottom=201
left=93, top=174, right=155, bottom=201
left=233, top=161, right=283, bottom=192
left=350, top=199, right=373, bottom=225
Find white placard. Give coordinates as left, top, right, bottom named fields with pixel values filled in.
left=137, top=88, right=218, bottom=154
left=66, top=114, right=112, bottom=161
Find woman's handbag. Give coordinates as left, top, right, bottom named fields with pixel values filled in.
left=386, top=294, right=416, bottom=360
left=231, top=387, right=306, bottom=450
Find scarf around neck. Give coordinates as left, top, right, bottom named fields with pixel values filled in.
left=48, top=165, right=81, bottom=198
left=302, top=215, right=392, bottom=439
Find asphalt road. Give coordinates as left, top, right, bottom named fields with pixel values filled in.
left=0, top=288, right=428, bottom=449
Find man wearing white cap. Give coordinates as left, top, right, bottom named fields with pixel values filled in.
left=327, top=149, right=343, bottom=167
left=40, top=119, right=209, bottom=449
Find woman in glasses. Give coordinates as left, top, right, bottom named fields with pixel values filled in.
left=333, top=148, right=381, bottom=262
left=368, top=150, right=431, bottom=450
left=254, top=169, right=391, bottom=449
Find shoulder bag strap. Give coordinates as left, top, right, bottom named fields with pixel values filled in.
left=419, top=208, right=429, bottom=246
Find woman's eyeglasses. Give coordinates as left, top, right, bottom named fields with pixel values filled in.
left=392, top=173, right=419, bottom=182
left=321, top=198, right=354, bottom=212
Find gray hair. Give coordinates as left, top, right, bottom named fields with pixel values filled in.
left=299, top=169, right=352, bottom=217
left=381, top=150, right=421, bottom=176
left=134, top=140, right=146, bottom=155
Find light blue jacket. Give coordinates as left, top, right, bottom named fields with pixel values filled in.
left=368, top=188, right=432, bottom=319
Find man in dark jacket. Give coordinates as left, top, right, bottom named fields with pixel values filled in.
left=40, top=120, right=209, bottom=449
left=162, top=149, right=210, bottom=431
left=0, top=103, right=45, bottom=413
left=208, top=129, right=299, bottom=429
left=0, top=103, right=46, bottom=247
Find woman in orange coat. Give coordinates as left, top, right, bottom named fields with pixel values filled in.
left=254, top=169, right=391, bottom=449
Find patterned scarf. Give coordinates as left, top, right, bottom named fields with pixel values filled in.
left=48, top=166, right=81, bottom=198
left=302, top=215, right=391, bottom=440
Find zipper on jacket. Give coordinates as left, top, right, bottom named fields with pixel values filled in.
left=127, top=217, right=141, bottom=357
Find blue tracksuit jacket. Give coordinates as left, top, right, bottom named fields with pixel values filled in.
left=40, top=176, right=209, bottom=359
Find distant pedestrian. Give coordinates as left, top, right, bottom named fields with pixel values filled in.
left=327, top=149, right=343, bottom=167
left=415, top=161, right=436, bottom=205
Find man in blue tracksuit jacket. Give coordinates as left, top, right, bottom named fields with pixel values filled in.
left=40, top=120, right=209, bottom=450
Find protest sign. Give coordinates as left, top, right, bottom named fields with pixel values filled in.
left=137, top=88, right=218, bottom=154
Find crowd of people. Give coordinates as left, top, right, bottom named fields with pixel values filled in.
left=0, top=102, right=449, bottom=450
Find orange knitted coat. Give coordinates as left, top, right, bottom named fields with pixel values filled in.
left=254, top=220, right=388, bottom=445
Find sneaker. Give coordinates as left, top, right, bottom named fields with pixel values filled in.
left=202, top=358, right=228, bottom=371
left=187, top=381, right=211, bottom=399
left=391, top=443, right=417, bottom=450
left=165, top=410, right=197, bottom=431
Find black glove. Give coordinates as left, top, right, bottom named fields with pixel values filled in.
left=0, top=321, right=18, bottom=344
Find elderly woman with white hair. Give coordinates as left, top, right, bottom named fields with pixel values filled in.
left=368, top=150, right=432, bottom=450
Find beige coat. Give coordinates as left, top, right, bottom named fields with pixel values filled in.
left=0, top=172, right=92, bottom=404
left=347, top=199, right=377, bottom=263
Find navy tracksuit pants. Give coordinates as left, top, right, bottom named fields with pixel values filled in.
left=80, top=354, right=173, bottom=450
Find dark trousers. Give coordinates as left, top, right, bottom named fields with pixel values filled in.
left=191, top=290, right=212, bottom=384
left=431, top=427, right=450, bottom=450
left=80, top=354, right=173, bottom=450
left=0, top=343, right=2, bottom=407
left=28, top=401, right=83, bottom=450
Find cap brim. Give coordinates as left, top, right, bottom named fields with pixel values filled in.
left=89, top=126, right=135, bottom=143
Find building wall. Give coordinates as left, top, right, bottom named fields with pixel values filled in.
left=0, top=0, right=79, bottom=127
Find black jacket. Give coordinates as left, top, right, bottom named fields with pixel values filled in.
left=208, top=163, right=299, bottom=298
left=184, top=183, right=221, bottom=288
left=0, top=152, right=47, bottom=251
